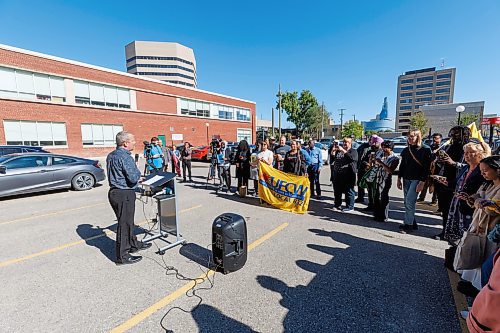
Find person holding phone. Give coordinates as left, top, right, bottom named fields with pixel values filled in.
left=443, top=141, right=490, bottom=243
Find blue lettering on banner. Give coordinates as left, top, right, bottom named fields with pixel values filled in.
left=259, top=176, right=309, bottom=200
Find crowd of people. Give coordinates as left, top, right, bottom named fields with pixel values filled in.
left=346, top=127, right=499, bottom=331
left=113, top=130, right=499, bottom=329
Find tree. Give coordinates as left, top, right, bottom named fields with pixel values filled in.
left=278, top=90, right=319, bottom=136
left=305, top=104, right=330, bottom=138
left=365, top=130, right=378, bottom=137
left=410, top=111, right=428, bottom=134
left=458, top=112, right=479, bottom=127
left=341, top=120, right=364, bottom=139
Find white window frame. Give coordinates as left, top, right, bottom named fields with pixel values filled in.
left=81, top=123, right=123, bottom=147
left=3, top=120, right=68, bottom=148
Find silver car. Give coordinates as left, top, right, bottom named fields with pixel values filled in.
left=0, top=153, right=105, bottom=198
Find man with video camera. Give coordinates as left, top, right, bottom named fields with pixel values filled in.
left=144, top=137, right=164, bottom=175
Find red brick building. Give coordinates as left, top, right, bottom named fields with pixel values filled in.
left=0, top=44, right=256, bottom=157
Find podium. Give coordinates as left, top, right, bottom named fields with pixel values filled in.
left=140, top=172, right=186, bottom=254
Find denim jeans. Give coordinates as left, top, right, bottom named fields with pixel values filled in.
left=403, top=179, right=419, bottom=225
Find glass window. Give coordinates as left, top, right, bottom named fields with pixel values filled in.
left=50, top=77, right=65, bottom=98
left=400, top=85, right=413, bottom=91
left=34, top=73, right=51, bottom=96
left=399, top=106, right=412, bottom=110
left=401, top=78, right=414, bottom=84
left=399, top=98, right=412, bottom=104
left=117, top=88, right=130, bottom=108
left=436, top=80, right=451, bottom=86
left=0, top=67, right=17, bottom=92
left=5, top=156, right=49, bottom=169
left=89, top=83, right=105, bottom=105
left=237, top=129, right=252, bottom=143
left=400, top=92, right=412, bottom=97
left=437, top=73, right=451, bottom=79
left=416, top=76, right=433, bottom=82
left=16, top=71, right=35, bottom=94
left=74, top=81, right=90, bottom=98
left=81, top=123, right=122, bottom=146
left=180, top=99, right=188, bottom=110
left=416, top=90, right=432, bottom=96
left=435, top=95, right=449, bottom=101
left=436, top=88, right=450, bottom=94
left=416, top=83, right=433, bottom=89
left=104, top=86, right=118, bottom=107
left=52, top=157, right=76, bottom=165
left=3, top=120, right=67, bottom=147
left=415, top=97, right=432, bottom=102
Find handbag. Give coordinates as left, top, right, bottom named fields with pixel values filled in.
left=453, top=225, right=487, bottom=271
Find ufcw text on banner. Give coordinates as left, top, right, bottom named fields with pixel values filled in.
left=258, top=162, right=311, bottom=214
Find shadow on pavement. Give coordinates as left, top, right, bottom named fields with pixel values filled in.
left=179, top=243, right=213, bottom=269
left=76, top=224, right=116, bottom=262
left=192, top=304, right=258, bottom=333
left=257, top=229, right=460, bottom=333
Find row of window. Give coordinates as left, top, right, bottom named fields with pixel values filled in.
left=135, top=72, right=195, bottom=81
left=127, top=64, right=194, bottom=73
left=81, top=124, right=123, bottom=146
left=399, top=112, right=412, bottom=117
left=237, top=129, right=252, bottom=143
left=74, top=81, right=131, bottom=109
left=416, top=90, right=433, bottom=96
left=0, top=66, right=66, bottom=102
left=400, top=92, right=413, bottom=97
left=416, top=82, right=433, bottom=89
left=400, top=80, right=452, bottom=91
left=436, top=87, right=450, bottom=94
left=435, top=95, right=449, bottom=101
left=416, top=75, right=433, bottom=82
left=178, top=98, right=251, bottom=121
left=401, top=78, right=414, bottom=84
left=400, top=105, right=412, bottom=110
left=126, top=56, right=194, bottom=66
left=4, top=120, right=67, bottom=146
left=400, top=98, right=412, bottom=104
left=437, top=73, right=452, bottom=79
left=437, top=80, right=451, bottom=86
left=415, top=97, right=432, bottom=102
left=163, top=80, right=195, bottom=87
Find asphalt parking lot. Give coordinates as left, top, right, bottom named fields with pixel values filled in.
left=0, top=160, right=462, bottom=333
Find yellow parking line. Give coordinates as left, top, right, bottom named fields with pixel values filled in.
left=110, top=222, right=289, bottom=333
left=447, top=269, right=470, bottom=333
left=0, top=202, right=106, bottom=226
left=0, top=205, right=202, bottom=268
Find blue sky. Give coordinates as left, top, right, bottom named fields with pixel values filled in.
left=0, top=0, right=498, bottom=127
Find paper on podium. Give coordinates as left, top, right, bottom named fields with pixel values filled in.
left=142, top=175, right=163, bottom=186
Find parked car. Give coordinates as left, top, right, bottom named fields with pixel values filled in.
left=0, top=145, right=50, bottom=157
left=0, top=153, right=105, bottom=198
left=319, top=138, right=334, bottom=147
left=191, top=146, right=209, bottom=161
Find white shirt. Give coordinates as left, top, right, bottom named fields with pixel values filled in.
left=257, top=150, right=274, bottom=166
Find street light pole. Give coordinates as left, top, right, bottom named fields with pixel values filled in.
left=277, top=84, right=282, bottom=138
left=339, top=108, right=346, bottom=137
left=456, top=105, right=465, bottom=125
left=321, top=102, right=324, bottom=139
left=205, top=122, right=209, bottom=145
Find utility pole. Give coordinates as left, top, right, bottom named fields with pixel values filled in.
left=271, top=107, right=275, bottom=138
left=339, top=108, right=346, bottom=137
left=353, top=114, right=356, bottom=122
left=321, top=102, right=325, bottom=139
left=277, top=84, right=282, bottom=138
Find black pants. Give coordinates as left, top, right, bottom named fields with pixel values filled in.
left=334, top=173, right=355, bottom=209
left=367, top=182, right=375, bottom=208
left=182, top=160, right=192, bottom=181
left=357, top=170, right=365, bottom=200
left=237, top=167, right=249, bottom=188
left=108, top=189, right=140, bottom=262
left=437, top=186, right=454, bottom=235
left=307, top=166, right=321, bottom=196
left=374, top=179, right=391, bottom=221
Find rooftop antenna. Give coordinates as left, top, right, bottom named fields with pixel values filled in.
left=440, top=58, right=445, bottom=69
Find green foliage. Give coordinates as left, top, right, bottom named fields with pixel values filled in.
left=458, top=113, right=479, bottom=127
left=410, top=112, right=428, bottom=134
left=278, top=90, right=319, bottom=135
left=342, top=120, right=364, bottom=139
left=365, top=130, right=378, bottom=136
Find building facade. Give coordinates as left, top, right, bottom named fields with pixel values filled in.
left=0, top=44, right=255, bottom=157
left=420, top=101, right=484, bottom=136
left=125, top=41, right=197, bottom=88
left=395, top=67, right=456, bottom=134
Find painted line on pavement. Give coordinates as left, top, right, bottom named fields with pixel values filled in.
left=0, top=205, right=202, bottom=268
left=447, top=268, right=470, bottom=333
left=0, top=202, right=106, bottom=226
left=110, top=222, right=289, bottom=333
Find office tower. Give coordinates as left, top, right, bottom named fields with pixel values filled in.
left=125, top=41, right=197, bottom=88
left=395, top=67, right=456, bottom=133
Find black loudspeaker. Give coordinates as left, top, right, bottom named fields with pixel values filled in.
left=212, top=213, right=247, bottom=274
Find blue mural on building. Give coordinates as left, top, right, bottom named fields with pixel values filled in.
left=363, top=97, right=394, bottom=132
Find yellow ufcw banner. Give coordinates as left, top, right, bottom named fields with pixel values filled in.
left=258, top=162, right=311, bottom=214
